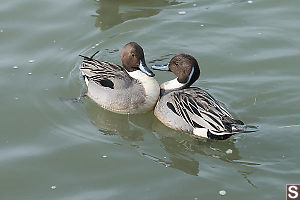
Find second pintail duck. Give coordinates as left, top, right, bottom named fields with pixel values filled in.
left=80, top=42, right=160, bottom=114
left=152, top=54, right=244, bottom=140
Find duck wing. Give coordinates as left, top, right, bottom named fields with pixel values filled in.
left=166, top=87, right=244, bottom=133
left=79, top=55, right=132, bottom=89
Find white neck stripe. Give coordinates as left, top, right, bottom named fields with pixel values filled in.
left=160, top=67, right=195, bottom=90
left=161, top=78, right=185, bottom=90
left=186, top=67, right=194, bottom=84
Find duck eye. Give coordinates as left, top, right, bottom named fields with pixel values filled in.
left=131, top=53, right=135, bottom=57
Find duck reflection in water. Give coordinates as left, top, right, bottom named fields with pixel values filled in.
left=85, top=102, right=155, bottom=142
left=151, top=119, right=244, bottom=176
left=92, top=0, right=180, bottom=30
left=84, top=101, right=259, bottom=179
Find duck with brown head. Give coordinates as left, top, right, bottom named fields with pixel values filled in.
left=121, top=42, right=154, bottom=76
left=152, top=54, right=244, bottom=140
left=80, top=42, right=159, bottom=114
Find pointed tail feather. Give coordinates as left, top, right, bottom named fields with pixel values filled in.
left=232, top=125, right=258, bottom=133
left=79, top=51, right=100, bottom=60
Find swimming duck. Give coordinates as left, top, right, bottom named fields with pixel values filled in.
left=152, top=54, right=244, bottom=140
left=80, top=42, right=160, bottom=114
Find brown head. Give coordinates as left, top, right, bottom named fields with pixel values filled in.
left=121, top=42, right=155, bottom=77
left=169, top=54, right=200, bottom=87
left=152, top=54, right=200, bottom=90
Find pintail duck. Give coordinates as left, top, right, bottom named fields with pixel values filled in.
left=80, top=42, right=160, bottom=114
left=152, top=54, right=244, bottom=140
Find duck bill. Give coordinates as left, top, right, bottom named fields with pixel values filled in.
left=139, top=60, right=155, bottom=77
left=151, top=64, right=170, bottom=71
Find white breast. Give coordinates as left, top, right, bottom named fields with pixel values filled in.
left=128, top=71, right=160, bottom=112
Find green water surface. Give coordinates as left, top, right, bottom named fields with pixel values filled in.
left=1, top=0, right=300, bottom=199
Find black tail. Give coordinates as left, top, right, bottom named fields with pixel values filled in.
left=79, top=51, right=100, bottom=60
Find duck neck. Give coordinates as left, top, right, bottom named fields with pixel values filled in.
left=160, top=78, right=188, bottom=91
left=127, top=70, right=160, bottom=99
left=128, top=70, right=156, bottom=83
left=160, top=66, right=196, bottom=92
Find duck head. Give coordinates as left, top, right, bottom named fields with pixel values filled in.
left=121, top=42, right=155, bottom=77
left=152, top=54, right=200, bottom=90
